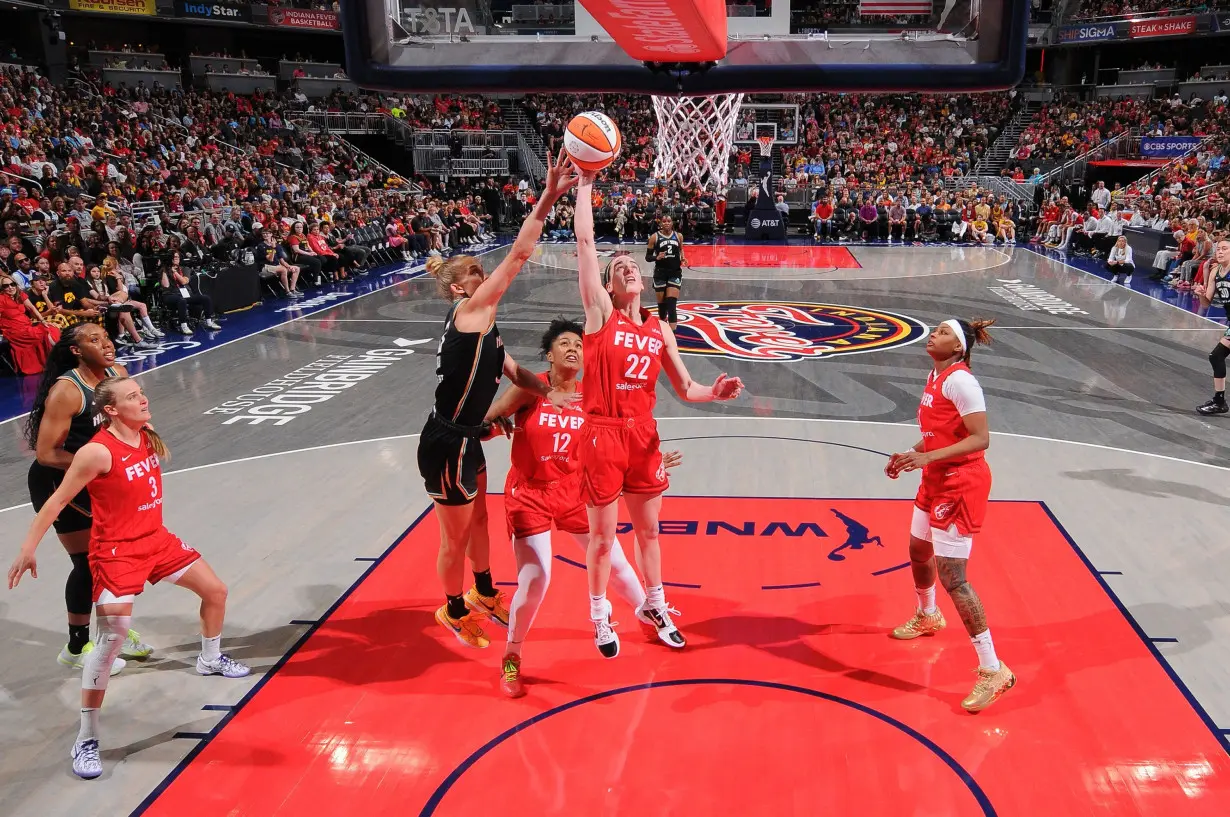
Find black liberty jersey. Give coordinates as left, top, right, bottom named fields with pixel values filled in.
left=57, top=367, right=120, bottom=453
left=433, top=299, right=505, bottom=427
left=653, top=231, right=682, bottom=270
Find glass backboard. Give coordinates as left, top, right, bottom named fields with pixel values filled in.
left=340, top=0, right=1028, bottom=95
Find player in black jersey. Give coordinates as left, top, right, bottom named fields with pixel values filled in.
left=646, top=216, right=686, bottom=330
left=418, top=148, right=581, bottom=649
left=22, top=324, right=151, bottom=672
left=1197, top=240, right=1230, bottom=415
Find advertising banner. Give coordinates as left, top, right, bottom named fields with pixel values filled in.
left=1129, top=15, right=1196, bottom=38
left=1057, top=22, right=1119, bottom=43
left=175, top=0, right=252, bottom=23
left=69, top=0, right=155, bottom=16
left=268, top=8, right=341, bottom=30
left=1140, top=136, right=1203, bottom=158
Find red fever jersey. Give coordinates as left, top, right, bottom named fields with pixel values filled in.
left=582, top=308, right=665, bottom=418
left=917, top=362, right=985, bottom=472
left=509, top=372, right=585, bottom=483
left=86, top=428, right=166, bottom=543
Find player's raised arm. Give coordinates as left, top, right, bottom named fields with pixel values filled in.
left=574, top=172, right=613, bottom=334
left=466, top=149, right=578, bottom=316
left=658, top=324, right=744, bottom=403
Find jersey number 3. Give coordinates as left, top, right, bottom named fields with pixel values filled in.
left=624, top=354, right=651, bottom=381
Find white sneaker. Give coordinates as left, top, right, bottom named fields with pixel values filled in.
left=121, top=629, right=153, bottom=659
left=636, top=602, right=686, bottom=648
left=71, top=739, right=103, bottom=780
left=202, top=319, right=221, bottom=331
left=58, top=642, right=126, bottom=675
left=196, top=653, right=251, bottom=678
left=592, top=600, right=620, bottom=659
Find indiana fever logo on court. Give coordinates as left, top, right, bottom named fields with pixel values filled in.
left=674, top=301, right=927, bottom=362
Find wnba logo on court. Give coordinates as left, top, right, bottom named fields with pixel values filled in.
left=674, top=301, right=926, bottom=362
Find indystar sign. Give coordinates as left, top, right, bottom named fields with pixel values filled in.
left=175, top=0, right=250, bottom=20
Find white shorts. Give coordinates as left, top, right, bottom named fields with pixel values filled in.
left=910, top=506, right=973, bottom=559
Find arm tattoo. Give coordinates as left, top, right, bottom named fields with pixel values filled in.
left=936, top=556, right=989, bottom=636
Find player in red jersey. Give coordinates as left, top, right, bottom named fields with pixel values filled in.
left=8, top=376, right=248, bottom=780
left=482, top=318, right=682, bottom=696
left=574, top=171, right=743, bottom=658
left=885, top=318, right=1015, bottom=713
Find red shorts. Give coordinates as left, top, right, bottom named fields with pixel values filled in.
left=91, top=527, right=201, bottom=601
left=914, top=459, right=991, bottom=537
left=505, top=470, right=590, bottom=539
left=579, top=414, right=668, bottom=507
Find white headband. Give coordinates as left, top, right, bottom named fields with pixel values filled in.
left=942, top=319, right=967, bottom=352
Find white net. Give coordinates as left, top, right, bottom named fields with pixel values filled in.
left=651, top=93, right=746, bottom=191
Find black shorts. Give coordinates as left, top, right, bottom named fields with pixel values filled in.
left=28, top=461, right=92, bottom=535
left=653, top=266, right=682, bottom=291
left=417, top=414, right=487, bottom=506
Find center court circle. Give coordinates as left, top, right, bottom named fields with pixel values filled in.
left=419, top=679, right=994, bottom=817
left=673, top=301, right=927, bottom=362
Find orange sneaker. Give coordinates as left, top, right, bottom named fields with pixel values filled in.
left=464, top=587, right=510, bottom=628
left=500, top=653, right=525, bottom=698
left=435, top=605, right=490, bottom=649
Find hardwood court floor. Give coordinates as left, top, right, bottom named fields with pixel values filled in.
left=0, top=242, right=1227, bottom=816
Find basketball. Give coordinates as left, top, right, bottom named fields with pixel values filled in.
left=563, top=111, right=622, bottom=172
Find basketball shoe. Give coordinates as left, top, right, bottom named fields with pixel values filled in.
left=436, top=605, right=490, bottom=648
left=962, top=663, right=1016, bottom=713
left=121, top=629, right=154, bottom=659
left=636, top=601, right=686, bottom=648
left=464, top=587, right=510, bottom=627
left=592, top=599, right=620, bottom=659
left=196, top=653, right=252, bottom=678
left=500, top=653, right=525, bottom=698
left=71, top=738, right=103, bottom=780
left=58, top=641, right=126, bottom=675
left=890, top=609, right=947, bottom=640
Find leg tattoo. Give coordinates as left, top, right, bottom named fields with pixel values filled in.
left=936, top=556, right=988, bottom=636
left=908, top=536, right=936, bottom=590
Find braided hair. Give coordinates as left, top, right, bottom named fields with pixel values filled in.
left=23, top=325, right=87, bottom=450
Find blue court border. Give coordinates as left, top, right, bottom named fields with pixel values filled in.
left=126, top=496, right=1230, bottom=817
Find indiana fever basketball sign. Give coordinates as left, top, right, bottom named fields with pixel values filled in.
left=675, top=301, right=926, bottom=362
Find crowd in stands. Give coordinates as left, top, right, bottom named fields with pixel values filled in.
left=1070, top=0, right=1230, bottom=20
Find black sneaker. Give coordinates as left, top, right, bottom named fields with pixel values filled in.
left=1196, top=399, right=1228, bottom=416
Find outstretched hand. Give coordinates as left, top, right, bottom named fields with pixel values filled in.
left=712, top=374, right=744, bottom=401
left=542, top=148, right=580, bottom=205
left=7, top=550, right=37, bottom=589
left=547, top=389, right=582, bottom=410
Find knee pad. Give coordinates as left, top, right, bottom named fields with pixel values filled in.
left=664, top=296, right=678, bottom=324
left=83, top=615, right=130, bottom=690
left=66, top=552, right=93, bottom=617
left=1210, top=343, right=1229, bottom=379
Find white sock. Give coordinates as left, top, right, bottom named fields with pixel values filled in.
left=970, top=630, right=1000, bottom=671
left=916, top=585, right=938, bottom=615
left=571, top=534, right=646, bottom=611
left=201, top=634, right=222, bottom=662
left=78, top=708, right=99, bottom=743
left=589, top=594, right=608, bottom=621
left=142, top=315, right=156, bottom=331
left=645, top=584, right=665, bottom=610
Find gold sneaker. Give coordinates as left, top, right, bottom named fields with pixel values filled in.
left=961, top=663, right=1016, bottom=713
left=890, top=609, right=947, bottom=640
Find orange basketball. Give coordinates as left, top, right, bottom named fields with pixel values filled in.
left=563, top=111, right=622, bottom=172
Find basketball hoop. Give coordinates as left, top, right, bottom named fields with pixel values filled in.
left=757, top=135, right=775, bottom=158
left=651, top=93, right=745, bottom=191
